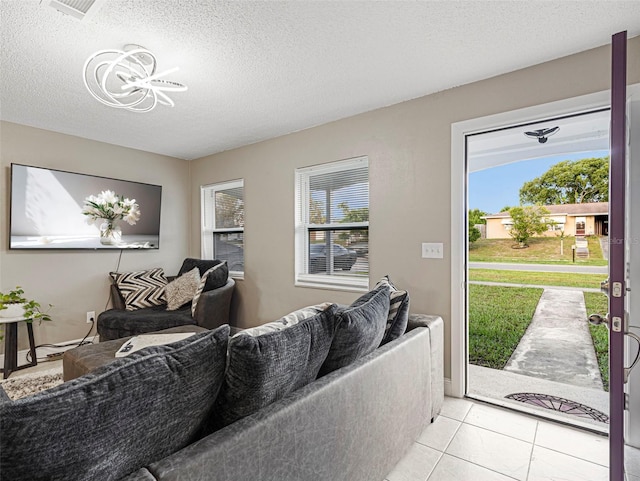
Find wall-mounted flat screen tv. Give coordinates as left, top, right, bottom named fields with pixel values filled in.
left=10, top=164, right=162, bottom=250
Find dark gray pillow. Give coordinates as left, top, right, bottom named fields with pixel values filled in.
left=318, top=284, right=390, bottom=376
left=215, top=304, right=339, bottom=427
left=0, top=326, right=230, bottom=481
left=178, top=258, right=228, bottom=291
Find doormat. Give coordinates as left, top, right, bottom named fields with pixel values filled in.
left=505, top=392, right=609, bottom=424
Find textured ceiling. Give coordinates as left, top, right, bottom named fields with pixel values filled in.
left=1, top=1, right=639, bottom=160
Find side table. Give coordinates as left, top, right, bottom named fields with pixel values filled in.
left=0, top=317, right=37, bottom=379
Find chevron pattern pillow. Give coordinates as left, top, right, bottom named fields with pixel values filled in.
left=110, top=268, right=168, bottom=311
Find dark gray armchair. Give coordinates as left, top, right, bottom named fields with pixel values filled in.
left=97, top=260, right=235, bottom=342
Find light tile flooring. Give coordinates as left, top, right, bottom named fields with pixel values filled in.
left=386, top=396, right=640, bottom=481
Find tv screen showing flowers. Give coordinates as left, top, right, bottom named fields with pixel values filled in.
left=10, top=164, right=162, bottom=250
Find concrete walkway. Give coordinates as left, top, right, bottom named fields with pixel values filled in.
left=504, top=288, right=604, bottom=390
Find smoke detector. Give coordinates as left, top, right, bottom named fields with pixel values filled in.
left=45, top=0, right=105, bottom=21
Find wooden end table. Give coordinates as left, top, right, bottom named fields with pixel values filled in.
left=0, top=317, right=37, bottom=379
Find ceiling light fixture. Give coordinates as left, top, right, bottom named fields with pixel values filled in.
left=83, top=44, right=187, bottom=113
left=524, top=126, right=560, bottom=144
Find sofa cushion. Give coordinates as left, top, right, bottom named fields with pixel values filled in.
left=215, top=303, right=339, bottom=427
left=240, top=302, right=333, bottom=337
left=318, top=284, right=390, bottom=376
left=191, top=261, right=227, bottom=317
left=178, top=258, right=229, bottom=292
left=374, top=275, right=410, bottom=345
left=110, top=267, right=168, bottom=311
left=165, top=267, right=200, bottom=310
left=97, top=304, right=196, bottom=342
left=0, top=325, right=230, bottom=481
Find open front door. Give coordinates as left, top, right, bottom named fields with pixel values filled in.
left=609, top=30, right=627, bottom=481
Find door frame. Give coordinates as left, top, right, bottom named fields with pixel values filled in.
left=450, top=86, right=640, bottom=398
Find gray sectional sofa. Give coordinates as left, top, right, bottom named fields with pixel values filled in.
left=0, top=283, right=443, bottom=481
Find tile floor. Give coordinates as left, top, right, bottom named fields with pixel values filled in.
left=385, top=396, right=640, bottom=481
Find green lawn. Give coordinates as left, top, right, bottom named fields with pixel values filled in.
left=469, top=236, right=607, bottom=266
left=469, top=269, right=605, bottom=289
left=468, top=284, right=543, bottom=369
left=583, top=291, right=609, bottom=391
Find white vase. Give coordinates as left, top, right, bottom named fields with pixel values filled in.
left=0, top=302, right=25, bottom=318
left=99, top=220, right=122, bottom=246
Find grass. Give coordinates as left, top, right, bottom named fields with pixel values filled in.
left=469, top=269, right=605, bottom=289
left=469, top=236, right=607, bottom=266
left=583, top=291, right=610, bottom=391
left=468, top=284, right=543, bottom=369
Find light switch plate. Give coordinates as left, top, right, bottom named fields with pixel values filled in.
left=422, top=242, right=443, bottom=259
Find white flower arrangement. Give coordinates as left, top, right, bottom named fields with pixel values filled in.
left=82, top=190, right=141, bottom=226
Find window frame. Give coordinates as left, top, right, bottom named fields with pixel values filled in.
left=201, top=179, right=245, bottom=279
left=295, top=156, right=369, bottom=292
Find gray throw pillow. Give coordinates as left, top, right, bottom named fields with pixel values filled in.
left=178, top=258, right=229, bottom=291
left=0, top=326, right=230, bottom=481
left=318, top=284, right=390, bottom=376
left=215, top=304, right=339, bottom=427
left=165, top=267, right=200, bottom=310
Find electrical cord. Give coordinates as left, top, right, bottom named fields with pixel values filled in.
left=23, top=249, right=124, bottom=363
left=26, top=319, right=95, bottom=363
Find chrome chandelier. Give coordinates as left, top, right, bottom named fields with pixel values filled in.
left=83, top=44, right=187, bottom=113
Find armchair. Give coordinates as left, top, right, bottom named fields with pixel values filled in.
left=97, top=259, right=235, bottom=342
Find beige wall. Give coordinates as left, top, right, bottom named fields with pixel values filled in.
left=190, top=37, right=640, bottom=381
left=1, top=37, right=637, bottom=376
left=0, top=121, right=190, bottom=351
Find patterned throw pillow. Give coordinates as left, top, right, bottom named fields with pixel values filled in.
left=318, top=284, right=390, bottom=376
left=165, top=267, right=201, bottom=310
left=191, top=261, right=228, bottom=317
left=110, top=268, right=168, bottom=311
left=239, top=302, right=333, bottom=337
left=374, top=275, right=410, bottom=345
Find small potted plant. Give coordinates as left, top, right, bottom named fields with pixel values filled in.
left=0, top=287, right=53, bottom=322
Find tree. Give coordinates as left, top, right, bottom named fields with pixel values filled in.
left=468, top=220, right=481, bottom=243
left=468, top=209, right=486, bottom=243
left=519, top=156, right=609, bottom=205
left=337, top=202, right=369, bottom=222
left=469, top=208, right=488, bottom=225
left=507, top=206, right=551, bottom=247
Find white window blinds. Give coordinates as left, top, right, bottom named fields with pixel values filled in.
left=295, top=157, right=369, bottom=290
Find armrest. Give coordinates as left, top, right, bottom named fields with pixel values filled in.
left=407, top=314, right=443, bottom=332
left=407, top=314, right=444, bottom=420
left=193, top=278, right=235, bottom=330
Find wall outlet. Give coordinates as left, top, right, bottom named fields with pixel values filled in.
left=422, top=242, right=444, bottom=259
left=86, top=311, right=95, bottom=323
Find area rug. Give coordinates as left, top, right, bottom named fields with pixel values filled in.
left=506, top=392, right=609, bottom=423
left=0, top=367, right=63, bottom=401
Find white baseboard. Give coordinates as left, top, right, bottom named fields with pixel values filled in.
left=0, top=336, right=99, bottom=366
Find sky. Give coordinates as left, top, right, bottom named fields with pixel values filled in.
left=468, top=150, right=609, bottom=214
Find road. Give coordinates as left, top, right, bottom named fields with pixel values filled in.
left=469, top=262, right=608, bottom=275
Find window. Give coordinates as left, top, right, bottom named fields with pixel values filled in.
left=295, top=157, right=369, bottom=290
left=201, top=180, right=244, bottom=276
